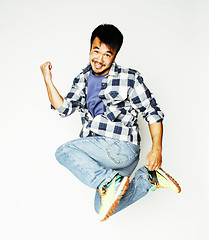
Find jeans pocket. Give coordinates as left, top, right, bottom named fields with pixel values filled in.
left=106, top=140, right=139, bottom=165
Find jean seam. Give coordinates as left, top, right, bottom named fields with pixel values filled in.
left=106, top=140, right=139, bottom=165
left=126, top=141, right=139, bottom=156
left=106, top=140, right=121, bottom=164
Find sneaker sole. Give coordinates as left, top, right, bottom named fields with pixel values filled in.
left=158, top=168, right=181, bottom=193
left=100, top=177, right=130, bottom=221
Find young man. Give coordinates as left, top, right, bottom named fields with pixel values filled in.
left=40, top=24, right=181, bottom=221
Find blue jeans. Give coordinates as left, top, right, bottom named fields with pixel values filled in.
left=55, top=136, right=152, bottom=215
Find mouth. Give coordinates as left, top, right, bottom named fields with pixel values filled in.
left=93, top=61, right=104, bottom=70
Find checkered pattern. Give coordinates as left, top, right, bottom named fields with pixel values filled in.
left=53, top=63, right=164, bottom=145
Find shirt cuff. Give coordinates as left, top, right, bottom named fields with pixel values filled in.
left=146, top=112, right=164, bottom=125
left=51, top=99, right=70, bottom=116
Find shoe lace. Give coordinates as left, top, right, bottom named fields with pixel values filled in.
left=149, top=175, right=164, bottom=189
left=154, top=182, right=164, bottom=189
left=97, top=174, right=122, bottom=197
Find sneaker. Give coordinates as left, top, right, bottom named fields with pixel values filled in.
left=148, top=168, right=181, bottom=193
left=98, top=174, right=129, bottom=221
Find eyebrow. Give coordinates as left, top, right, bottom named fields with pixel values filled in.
left=93, top=46, right=113, bottom=55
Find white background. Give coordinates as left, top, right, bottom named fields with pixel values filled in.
left=1, top=0, right=209, bottom=239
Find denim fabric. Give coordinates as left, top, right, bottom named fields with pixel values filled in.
left=55, top=136, right=152, bottom=214
left=55, top=136, right=140, bottom=187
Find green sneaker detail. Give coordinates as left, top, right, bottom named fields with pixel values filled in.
left=148, top=168, right=181, bottom=193
left=98, top=174, right=130, bottom=221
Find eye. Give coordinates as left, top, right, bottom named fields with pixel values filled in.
left=105, top=54, right=111, bottom=58
left=94, top=50, right=99, bottom=54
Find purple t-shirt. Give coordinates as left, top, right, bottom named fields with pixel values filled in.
left=87, top=70, right=108, bottom=118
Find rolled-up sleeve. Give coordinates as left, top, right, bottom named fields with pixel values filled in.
left=51, top=77, right=82, bottom=117
left=129, top=73, right=164, bottom=125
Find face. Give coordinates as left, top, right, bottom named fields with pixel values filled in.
left=89, top=37, right=117, bottom=76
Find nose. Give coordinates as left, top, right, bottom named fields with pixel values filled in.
left=97, top=54, right=104, bottom=63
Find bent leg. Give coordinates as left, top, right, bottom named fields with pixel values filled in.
left=55, top=137, right=117, bottom=189
left=55, top=137, right=139, bottom=189
left=94, top=166, right=152, bottom=214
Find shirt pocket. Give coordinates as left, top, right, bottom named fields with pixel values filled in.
left=104, top=90, right=128, bottom=122
left=106, top=140, right=139, bottom=165
left=106, top=90, right=128, bottom=104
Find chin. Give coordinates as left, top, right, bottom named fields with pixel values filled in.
left=93, top=67, right=105, bottom=74
left=94, top=69, right=104, bottom=73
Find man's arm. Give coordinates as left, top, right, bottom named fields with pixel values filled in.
left=40, top=61, right=64, bottom=110
left=146, top=122, right=163, bottom=171
left=128, top=73, right=164, bottom=170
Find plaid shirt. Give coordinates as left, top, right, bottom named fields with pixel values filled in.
left=53, top=62, right=164, bottom=145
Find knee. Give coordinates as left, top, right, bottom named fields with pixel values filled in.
left=55, top=144, right=69, bottom=165
left=55, top=142, right=76, bottom=165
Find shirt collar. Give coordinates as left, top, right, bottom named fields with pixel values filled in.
left=82, top=64, right=92, bottom=74
left=108, top=62, right=119, bottom=76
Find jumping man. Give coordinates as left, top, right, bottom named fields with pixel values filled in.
left=40, top=24, right=181, bottom=221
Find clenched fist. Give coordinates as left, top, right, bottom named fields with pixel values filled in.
left=40, top=61, right=52, bottom=83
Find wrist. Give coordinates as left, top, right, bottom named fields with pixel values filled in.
left=151, top=138, right=162, bottom=152
left=151, top=146, right=162, bottom=152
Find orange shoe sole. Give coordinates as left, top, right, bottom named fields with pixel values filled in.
left=159, top=168, right=181, bottom=193
left=100, top=177, right=130, bottom=221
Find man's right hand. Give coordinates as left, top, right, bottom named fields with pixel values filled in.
left=40, top=61, right=52, bottom=83
left=40, top=61, right=64, bottom=110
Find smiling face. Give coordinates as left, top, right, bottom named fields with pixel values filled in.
left=89, top=37, right=117, bottom=76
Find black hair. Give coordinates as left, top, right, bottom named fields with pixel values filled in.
left=90, top=24, right=123, bottom=54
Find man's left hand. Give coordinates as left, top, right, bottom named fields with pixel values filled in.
left=146, top=149, right=162, bottom=171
